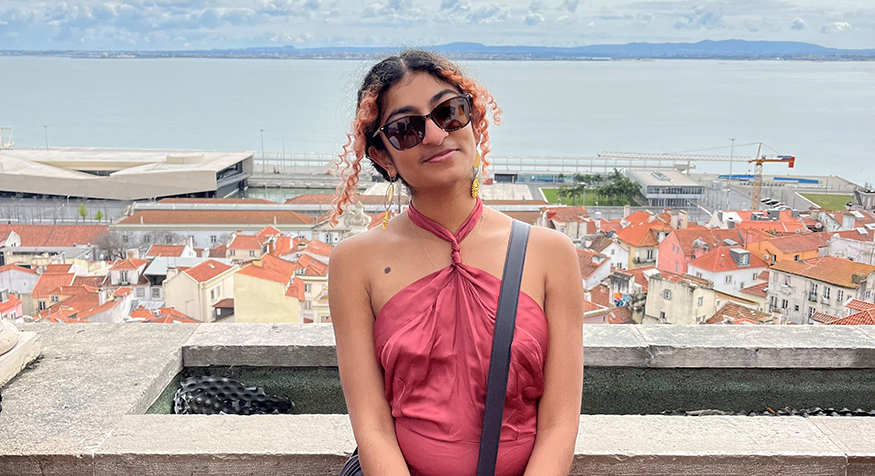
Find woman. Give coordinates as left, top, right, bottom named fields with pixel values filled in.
left=329, top=50, right=583, bottom=476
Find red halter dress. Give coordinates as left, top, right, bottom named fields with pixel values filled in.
left=372, top=198, right=549, bottom=476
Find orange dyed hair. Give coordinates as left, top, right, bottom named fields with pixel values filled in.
left=329, top=50, right=501, bottom=226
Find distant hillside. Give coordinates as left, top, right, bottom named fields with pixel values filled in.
left=3, top=40, right=874, bottom=60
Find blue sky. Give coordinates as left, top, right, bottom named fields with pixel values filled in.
left=0, top=0, right=872, bottom=50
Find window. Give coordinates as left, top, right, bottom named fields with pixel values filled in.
left=50, top=295, right=59, bottom=303
left=211, top=289, right=216, bottom=301
left=610, top=249, right=615, bottom=256
left=166, top=235, right=173, bottom=244
left=249, top=250, right=256, bottom=257
left=837, top=289, right=844, bottom=302
left=663, top=289, right=672, bottom=300
left=696, top=272, right=703, bottom=278
left=781, top=299, right=788, bottom=309
left=145, top=235, right=151, bottom=244
left=123, top=235, right=129, bottom=243
left=295, top=268, right=305, bottom=275
left=303, top=301, right=312, bottom=310
left=646, top=249, right=654, bottom=260
left=151, top=288, right=161, bottom=299
left=231, top=250, right=236, bottom=256
left=808, top=307, right=816, bottom=317
left=823, top=287, right=831, bottom=300
left=867, top=290, right=872, bottom=300
left=675, top=263, right=678, bottom=273
left=38, top=301, right=46, bottom=311
left=794, top=304, right=800, bottom=312
left=659, top=311, right=666, bottom=323
left=697, top=297, right=703, bottom=307
left=753, top=272, right=759, bottom=281
left=769, top=296, right=777, bottom=308
left=811, top=283, right=819, bottom=294
left=725, top=275, right=733, bottom=284
left=137, top=287, right=145, bottom=298
left=211, top=235, right=218, bottom=244
left=794, top=255, right=800, bottom=261
left=784, top=275, right=791, bottom=286
left=304, top=284, right=311, bottom=293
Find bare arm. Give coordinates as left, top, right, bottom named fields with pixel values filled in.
left=523, top=230, right=584, bottom=476
left=329, top=240, right=411, bottom=476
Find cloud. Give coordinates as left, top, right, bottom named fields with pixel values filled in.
left=674, top=4, right=723, bottom=30
left=790, top=17, right=805, bottom=30
left=561, top=0, right=579, bottom=14
left=524, top=11, right=543, bottom=26
left=821, top=21, right=852, bottom=33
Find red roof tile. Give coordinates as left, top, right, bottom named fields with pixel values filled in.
left=110, top=258, right=149, bottom=270
left=0, top=264, right=37, bottom=275
left=212, top=298, right=235, bottom=309
left=588, top=284, right=611, bottom=308
left=209, top=244, right=227, bottom=258
left=740, top=282, right=769, bottom=298
left=607, top=307, right=635, bottom=324
left=146, top=307, right=198, bottom=323
left=117, top=210, right=314, bottom=226
left=32, top=273, right=76, bottom=298
left=811, top=311, right=840, bottom=324
left=238, top=264, right=290, bottom=284
left=285, top=277, right=306, bottom=300
left=0, top=295, right=21, bottom=313
left=145, top=245, right=188, bottom=257
left=45, top=264, right=74, bottom=273
left=765, top=232, right=832, bottom=254
left=228, top=234, right=265, bottom=250
left=181, top=260, right=234, bottom=283
left=543, top=206, right=590, bottom=223
left=576, top=249, right=608, bottom=280
left=688, top=246, right=768, bottom=273
left=0, top=225, right=108, bottom=247
left=771, top=256, right=875, bottom=289
left=256, top=225, right=282, bottom=237
left=130, top=306, right=152, bottom=319
left=830, top=228, right=875, bottom=243
left=113, top=287, right=133, bottom=297
left=295, top=254, right=328, bottom=276
left=826, top=310, right=875, bottom=325
left=845, top=299, right=875, bottom=312
left=669, top=229, right=746, bottom=255
left=706, top=302, right=772, bottom=324
left=615, top=225, right=660, bottom=248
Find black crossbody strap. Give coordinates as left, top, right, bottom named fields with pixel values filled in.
left=476, top=220, right=530, bottom=476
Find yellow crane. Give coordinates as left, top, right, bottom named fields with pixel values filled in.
left=600, top=142, right=796, bottom=210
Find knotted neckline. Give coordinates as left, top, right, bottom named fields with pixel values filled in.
left=407, top=197, right=483, bottom=266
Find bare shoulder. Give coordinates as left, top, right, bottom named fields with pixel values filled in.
left=526, top=225, right=577, bottom=261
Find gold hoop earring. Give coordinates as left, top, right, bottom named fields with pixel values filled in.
left=471, top=152, right=481, bottom=198
left=382, top=176, right=396, bottom=230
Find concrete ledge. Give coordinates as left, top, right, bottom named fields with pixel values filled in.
left=62, top=415, right=875, bottom=476
left=811, top=418, right=875, bottom=476
left=0, top=331, right=40, bottom=387
left=637, top=326, right=875, bottom=368
left=182, top=323, right=875, bottom=369
left=183, top=323, right=337, bottom=367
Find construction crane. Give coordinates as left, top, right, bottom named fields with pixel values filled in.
left=748, top=142, right=795, bottom=209
left=601, top=143, right=796, bottom=210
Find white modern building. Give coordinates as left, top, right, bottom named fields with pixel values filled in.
left=626, top=170, right=705, bottom=208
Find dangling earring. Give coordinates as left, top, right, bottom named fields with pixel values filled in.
left=382, top=175, right=396, bottom=230
left=471, top=152, right=481, bottom=198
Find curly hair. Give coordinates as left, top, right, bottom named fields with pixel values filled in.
left=329, top=50, right=501, bottom=226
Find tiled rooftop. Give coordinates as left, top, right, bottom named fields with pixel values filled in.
left=181, top=260, right=234, bottom=283
left=689, top=246, right=768, bottom=273
left=0, top=224, right=108, bottom=247
left=771, top=256, right=875, bottom=289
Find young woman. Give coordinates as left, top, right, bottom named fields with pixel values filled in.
left=328, top=50, right=584, bottom=476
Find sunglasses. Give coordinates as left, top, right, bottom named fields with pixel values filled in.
left=372, top=94, right=473, bottom=151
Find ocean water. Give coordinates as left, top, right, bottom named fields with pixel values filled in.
left=1, top=57, right=874, bottom=183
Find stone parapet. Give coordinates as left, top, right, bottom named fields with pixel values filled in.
left=181, top=323, right=875, bottom=369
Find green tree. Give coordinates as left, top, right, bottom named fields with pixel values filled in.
left=591, top=173, right=604, bottom=187
left=78, top=204, right=87, bottom=222
left=94, top=210, right=104, bottom=222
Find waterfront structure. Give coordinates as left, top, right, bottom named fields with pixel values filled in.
left=767, top=256, right=875, bottom=324
left=162, top=259, right=238, bottom=322
left=0, top=149, right=252, bottom=200
left=626, top=170, right=704, bottom=208
left=687, top=247, right=768, bottom=296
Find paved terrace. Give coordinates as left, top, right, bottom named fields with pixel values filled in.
left=2, top=323, right=875, bottom=475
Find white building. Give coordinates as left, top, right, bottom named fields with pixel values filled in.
left=687, top=247, right=769, bottom=296
left=588, top=235, right=630, bottom=270
left=767, top=256, right=875, bottom=325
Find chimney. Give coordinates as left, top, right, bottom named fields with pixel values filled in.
left=648, top=213, right=655, bottom=223
left=184, top=236, right=194, bottom=249
left=125, top=248, right=139, bottom=259
left=728, top=220, right=736, bottom=229
left=623, top=205, right=631, bottom=219
left=201, top=248, right=209, bottom=258
left=166, top=267, right=178, bottom=280
left=595, top=212, right=602, bottom=233
left=679, top=210, right=689, bottom=229
left=842, top=213, right=856, bottom=231
left=670, top=210, right=679, bottom=229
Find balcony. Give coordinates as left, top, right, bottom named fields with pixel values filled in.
left=2, top=323, right=875, bottom=475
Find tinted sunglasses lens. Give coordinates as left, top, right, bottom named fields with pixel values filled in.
left=432, top=97, right=471, bottom=131
left=384, top=115, right=426, bottom=150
